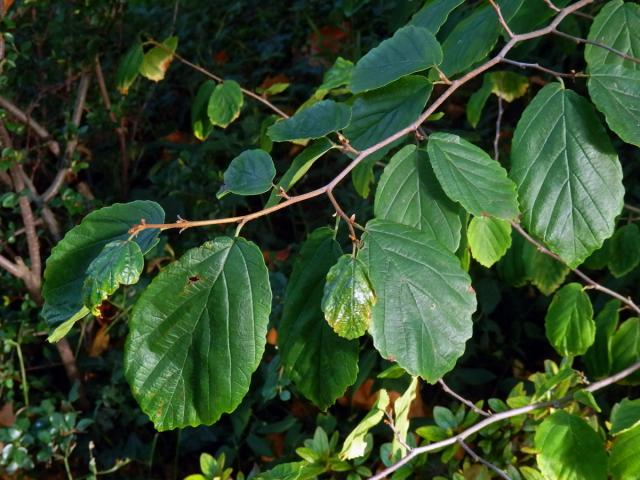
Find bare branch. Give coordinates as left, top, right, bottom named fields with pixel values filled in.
left=624, top=203, right=640, bottom=215
left=438, top=379, right=491, bottom=417
left=488, top=0, right=514, bottom=38
left=542, top=0, right=560, bottom=12
left=553, top=29, right=640, bottom=65
left=10, top=165, right=41, bottom=281
left=458, top=439, right=512, bottom=480
left=501, top=58, right=587, bottom=79
left=0, top=253, right=26, bottom=278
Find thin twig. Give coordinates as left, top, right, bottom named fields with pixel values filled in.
left=494, top=96, right=503, bottom=161
left=542, top=0, right=560, bottom=12
left=624, top=203, right=640, bottom=215
left=438, top=379, right=491, bottom=417
left=488, top=0, right=514, bottom=38
left=501, top=58, right=587, bottom=79
left=369, top=360, right=640, bottom=480
left=553, top=29, right=640, bottom=65
left=510, top=221, right=640, bottom=316
left=384, top=411, right=412, bottom=454
left=458, top=439, right=512, bottom=480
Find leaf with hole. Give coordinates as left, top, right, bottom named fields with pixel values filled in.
left=545, top=283, right=595, bottom=357
left=218, top=149, right=276, bottom=198
left=268, top=100, right=350, bottom=142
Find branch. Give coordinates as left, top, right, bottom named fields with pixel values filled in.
left=0, top=253, right=26, bottom=278
left=438, top=379, right=491, bottom=417
left=510, top=221, right=640, bottom=316
left=488, top=0, right=514, bottom=38
left=553, top=29, right=640, bottom=65
left=501, top=58, right=587, bottom=79
left=458, top=439, right=512, bottom=480
left=10, top=164, right=41, bottom=282
left=369, top=361, right=640, bottom=480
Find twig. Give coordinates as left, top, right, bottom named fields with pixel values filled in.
left=369, top=360, right=640, bottom=480
left=385, top=411, right=412, bottom=454
left=494, top=96, right=503, bottom=161
left=488, top=0, right=514, bottom=38
left=438, top=379, right=491, bottom=417
left=458, top=439, right=512, bottom=480
left=501, top=58, right=587, bottom=79
left=553, top=29, right=640, bottom=65
left=510, top=221, right=640, bottom=316
left=542, top=0, right=560, bottom=12
left=624, top=203, right=640, bottom=215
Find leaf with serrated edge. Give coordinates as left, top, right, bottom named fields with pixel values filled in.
left=545, top=283, right=595, bottom=357
left=468, top=216, right=512, bottom=268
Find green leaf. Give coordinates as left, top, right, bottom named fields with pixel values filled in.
left=535, top=411, right=608, bottom=480
left=409, top=0, right=465, bottom=33
left=359, top=220, right=476, bottom=382
left=116, top=40, right=143, bottom=94
left=611, top=398, right=640, bottom=435
left=318, top=57, right=353, bottom=92
left=42, top=201, right=164, bottom=324
left=124, top=237, right=272, bottom=430
left=608, top=223, right=640, bottom=278
left=256, top=462, right=318, bottom=480
left=218, top=149, right=276, bottom=198
left=265, top=138, right=334, bottom=208
left=588, top=65, right=640, bottom=147
left=610, top=425, right=640, bottom=480
left=139, top=36, right=178, bottom=82
left=350, top=25, right=442, bottom=93
left=611, top=318, right=640, bottom=385
left=82, top=240, right=144, bottom=316
left=267, top=100, right=351, bottom=142
left=584, top=300, right=621, bottom=379
left=545, top=283, right=595, bottom=357
left=321, top=254, right=375, bottom=340
left=340, top=390, right=389, bottom=460
left=511, top=83, right=624, bottom=268
left=374, top=145, right=462, bottom=251
left=207, top=80, right=244, bottom=128
left=391, top=377, right=418, bottom=458
left=47, top=307, right=90, bottom=343
left=573, top=390, right=601, bottom=413
left=489, top=71, right=529, bottom=102
left=427, top=132, right=519, bottom=220
left=279, top=228, right=359, bottom=410
left=192, top=80, right=216, bottom=140
left=433, top=406, right=458, bottom=430
left=256, top=82, right=289, bottom=96
left=467, top=76, right=493, bottom=128
left=467, top=217, right=512, bottom=268
left=522, top=240, right=569, bottom=295
left=585, top=0, right=640, bottom=71
left=343, top=75, right=432, bottom=150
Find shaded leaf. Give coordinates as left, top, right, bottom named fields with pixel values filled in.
left=116, top=40, right=143, bottom=94
left=191, top=80, right=216, bottom=140
left=584, top=300, right=621, bottom=379
left=268, top=100, right=351, bottom=142
left=218, top=149, right=276, bottom=198
left=611, top=398, right=640, bottom=435
left=608, top=223, right=640, bottom=278
left=545, top=283, right=595, bottom=357
left=611, top=318, right=640, bottom=385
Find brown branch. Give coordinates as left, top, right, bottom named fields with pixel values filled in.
left=510, top=221, right=640, bottom=316
left=0, top=253, right=26, bottom=278
left=542, top=0, right=560, bottom=12
left=624, top=203, right=640, bottom=215
left=501, top=58, right=587, bottom=79
left=553, top=29, right=640, bottom=65
left=458, top=439, right=512, bottom=480
left=10, top=165, right=41, bottom=283
left=369, top=360, right=640, bottom=480
left=438, top=379, right=491, bottom=417
left=488, top=0, right=514, bottom=38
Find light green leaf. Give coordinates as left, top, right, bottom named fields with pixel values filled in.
left=350, top=26, right=442, bottom=93
left=265, top=138, right=334, bottom=208
left=124, top=237, right=272, bottom=430
left=611, top=318, right=640, bottom=385
left=392, top=377, right=418, bottom=458
left=319, top=57, right=353, bottom=92
left=374, top=145, right=462, bottom=251
left=340, top=390, right=389, bottom=460
left=610, top=425, right=640, bottom=480
left=255, top=462, right=318, bottom=480
left=344, top=75, right=432, bottom=150
left=140, top=36, right=178, bottom=82
left=321, top=254, right=375, bottom=340
left=511, top=83, right=624, bottom=268
left=573, top=390, right=601, bottom=413
left=468, top=217, right=512, bottom=268
left=611, top=398, right=640, bottom=435
left=82, top=240, right=144, bottom=316
left=409, top=0, right=465, bottom=33
left=588, top=65, right=640, bottom=147
left=359, top=219, right=476, bottom=382
left=207, top=80, right=244, bottom=128
left=427, top=132, right=519, bottom=220
left=42, top=201, right=164, bottom=324
left=218, top=149, right=276, bottom=198
left=535, top=411, right=608, bottom=480
left=279, top=228, right=359, bottom=410
left=608, top=224, right=640, bottom=277
left=116, top=40, right=143, bottom=94
left=545, top=283, right=595, bottom=357
left=256, top=82, right=289, bottom=96
left=192, top=80, right=216, bottom=140
left=585, top=0, right=640, bottom=71
left=47, top=307, right=90, bottom=343
left=490, top=71, right=529, bottom=102
left=268, top=100, right=351, bottom=142
left=584, top=300, right=621, bottom=379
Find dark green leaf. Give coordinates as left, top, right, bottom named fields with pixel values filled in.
left=268, top=100, right=351, bottom=142
left=611, top=398, right=640, bottom=435
left=467, top=216, right=512, bottom=268
left=359, top=219, right=476, bottom=382
left=218, top=149, right=276, bottom=198
left=584, top=300, right=621, bottom=379
left=610, top=425, right=640, bottom=480
left=207, top=80, right=244, bottom=128
left=545, top=283, right=595, bottom=357
left=409, top=0, right=465, bottom=33
left=279, top=228, right=359, bottom=409
left=192, top=80, right=216, bottom=140
left=522, top=240, right=569, bottom=295
left=374, top=145, right=462, bottom=251
left=140, top=36, right=178, bottom=82
left=124, top=237, right=272, bottom=430
left=467, top=76, right=493, bottom=128
left=511, top=83, right=624, bottom=267
left=608, top=223, right=640, bottom=277
left=116, top=40, right=143, bottom=94
left=611, top=318, right=640, bottom=385
left=42, top=201, right=164, bottom=324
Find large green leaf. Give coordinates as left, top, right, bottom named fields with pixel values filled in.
left=359, top=219, right=476, bottom=382
left=611, top=398, right=640, bottom=436
left=218, top=149, right=276, bottom=198
left=610, top=425, right=640, bottom=480
left=278, top=228, right=359, bottom=410
left=511, top=83, right=624, bottom=268
left=588, top=65, right=640, bottom=147
left=268, top=100, right=350, bottom=142
left=192, top=80, right=216, bottom=140
left=535, top=411, right=608, bottom=480
left=427, top=133, right=519, bottom=220
left=584, top=300, right=620, bottom=379
left=608, top=223, right=640, bottom=277
left=409, top=0, right=464, bottom=33
left=545, top=283, right=595, bottom=357
left=82, top=240, right=144, bottom=315
left=611, top=318, right=640, bottom=384
left=585, top=0, right=640, bottom=71
left=116, top=40, right=143, bottom=94
left=343, top=75, right=432, bottom=150
left=207, top=80, right=244, bottom=128
left=124, top=237, right=271, bottom=430
left=42, top=201, right=164, bottom=324
left=321, top=254, right=375, bottom=340
left=374, top=145, right=462, bottom=252
left=340, top=390, right=389, bottom=460
left=265, top=138, right=334, bottom=208
left=467, top=216, right=512, bottom=268
left=140, top=36, right=178, bottom=82
left=350, top=25, right=442, bottom=93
